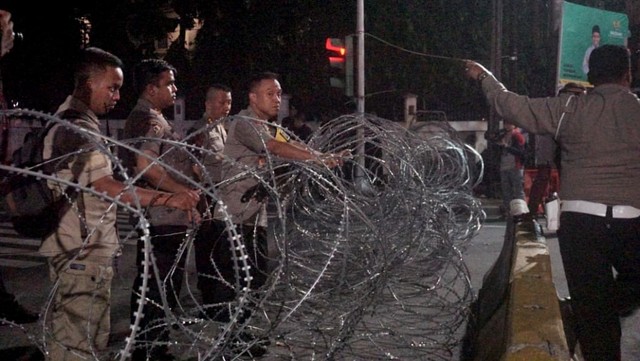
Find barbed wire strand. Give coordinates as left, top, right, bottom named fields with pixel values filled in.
left=0, top=109, right=484, bottom=360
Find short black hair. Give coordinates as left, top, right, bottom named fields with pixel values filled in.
left=588, top=44, right=630, bottom=85
left=133, top=58, right=177, bottom=95
left=592, top=25, right=600, bottom=34
left=247, top=71, right=279, bottom=93
left=74, top=47, right=123, bottom=90
left=206, top=83, right=232, bottom=100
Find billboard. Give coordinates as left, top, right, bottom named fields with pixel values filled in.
left=557, top=1, right=629, bottom=88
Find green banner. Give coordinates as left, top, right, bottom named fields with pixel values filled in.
left=558, top=1, right=629, bottom=87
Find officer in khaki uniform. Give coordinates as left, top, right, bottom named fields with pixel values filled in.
left=40, top=48, right=199, bottom=361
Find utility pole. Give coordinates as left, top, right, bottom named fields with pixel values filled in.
left=489, top=0, right=503, bottom=134
left=356, top=0, right=365, bottom=114
left=509, top=0, right=518, bottom=91
left=355, top=0, right=365, bottom=181
left=485, top=0, right=504, bottom=198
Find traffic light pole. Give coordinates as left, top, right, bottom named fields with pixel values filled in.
left=356, top=0, right=365, bottom=114
left=489, top=0, right=502, bottom=134
left=345, top=36, right=354, bottom=97
left=354, top=0, right=365, bottom=181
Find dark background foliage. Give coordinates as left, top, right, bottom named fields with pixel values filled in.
left=0, top=0, right=633, bottom=122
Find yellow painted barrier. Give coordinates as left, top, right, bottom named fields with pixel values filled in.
left=462, top=218, right=574, bottom=361
left=504, top=220, right=570, bottom=360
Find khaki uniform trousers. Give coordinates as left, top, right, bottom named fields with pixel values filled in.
left=47, top=259, right=113, bottom=361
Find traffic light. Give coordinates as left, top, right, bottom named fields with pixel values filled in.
left=326, top=37, right=346, bottom=88
left=325, top=37, right=354, bottom=96
left=324, top=35, right=354, bottom=97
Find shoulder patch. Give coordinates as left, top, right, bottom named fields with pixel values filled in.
left=275, top=127, right=290, bottom=143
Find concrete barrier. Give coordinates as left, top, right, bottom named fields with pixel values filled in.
left=462, top=218, right=573, bottom=360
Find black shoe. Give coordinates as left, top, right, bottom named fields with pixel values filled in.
left=229, top=331, right=269, bottom=358
left=0, top=295, right=39, bottom=324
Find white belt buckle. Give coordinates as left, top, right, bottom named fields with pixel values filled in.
left=612, top=205, right=640, bottom=219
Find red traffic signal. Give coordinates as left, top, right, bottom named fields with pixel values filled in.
left=326, top=37, right=346, bottom=70
left=325, top=37, right=346, bottom=56
left=325, top=36, right=353, bottom=95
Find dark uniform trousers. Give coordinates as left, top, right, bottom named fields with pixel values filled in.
left=194, top=219, right=268, bottom=322
left=558, top=211, right=640, bottom=361
left=130, top=225, right=189, bottom=357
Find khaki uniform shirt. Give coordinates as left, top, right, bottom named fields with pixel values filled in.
left=40, top=96, right=118, bottom=263
left=123, top=98, right=195, bottom=227
left=193, top=114, right=227, bottom=185
left=214, top=108, right=274, bottom=226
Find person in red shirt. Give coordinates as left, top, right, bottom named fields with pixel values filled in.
left=495, top=122, right=526, bottom=216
